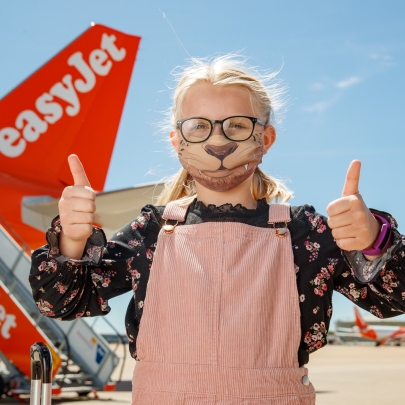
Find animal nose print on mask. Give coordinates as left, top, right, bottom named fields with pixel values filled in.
left=204, top=142, right=238, bottom=168
left=178, top=135, right=264, bottom=192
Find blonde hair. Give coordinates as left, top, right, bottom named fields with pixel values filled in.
left=156, top=54, right=292, bottom=206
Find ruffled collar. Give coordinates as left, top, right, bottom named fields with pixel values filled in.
left=192, top=198, right=269, bottom=217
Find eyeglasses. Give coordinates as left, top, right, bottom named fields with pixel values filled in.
left=177, top=116, right=266, bottom=143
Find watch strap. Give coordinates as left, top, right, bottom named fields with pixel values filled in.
left=361, top=213, right=392, bottom=256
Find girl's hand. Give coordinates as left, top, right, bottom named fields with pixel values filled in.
left=326, top=160, right=380, bottom=253
left=58, top=154, right=96, bottom=259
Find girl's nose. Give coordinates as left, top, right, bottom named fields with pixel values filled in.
left=211, top=122, right=223, bottom=137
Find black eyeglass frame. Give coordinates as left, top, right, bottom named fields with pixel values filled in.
left=176, top=116, right=267, bottom=143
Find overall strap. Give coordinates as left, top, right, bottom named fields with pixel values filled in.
left=268, top=203, right=291, bottom=224
left=162, top=201, right=188, bottom=222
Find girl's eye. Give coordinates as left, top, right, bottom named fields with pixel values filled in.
left=229, top=123, right=247, bottom=129
left=183, top=119, right=210, bottom=133
left=226, top=117, right=250, bottom=131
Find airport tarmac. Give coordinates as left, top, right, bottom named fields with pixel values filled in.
left=3, top=344, right=405, bottom=405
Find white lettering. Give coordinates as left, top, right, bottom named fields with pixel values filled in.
left=1, top=314, right=16, bottom=339
left=35, top=93, right=63, bottom=124
left=0, top=306, right=17, bottom=339
left=68, top=52, right=96, bottom=93
left=0, top=127, right=26, bottom=158
left=15, top=110, right=47, bottom=142
left=50, top=75, right=80, bottom=116
left=1, top=32, right=128, bottom=159
left=101, top=33, right=126, bottom=61
left=89, top=49, right=112, bottom=76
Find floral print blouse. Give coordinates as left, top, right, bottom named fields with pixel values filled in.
left=29, top=199, right=405, bottom=367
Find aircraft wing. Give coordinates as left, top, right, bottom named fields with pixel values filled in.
left=22, top=182, right=164, bottom=240
left=335, top=327, right=360, bottom=334
left=335, top=330, right=362, bottom=337
left=335, top=325, right=362, bottom=337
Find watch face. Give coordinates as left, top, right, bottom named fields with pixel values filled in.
left=177, top=134, right=265, bottom=192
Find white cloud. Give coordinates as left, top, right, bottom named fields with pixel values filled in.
left=303, top=93, right=341, bottom=114
left=309, top=82, right=325, bottom=91
left=304, top=75, right=362, bottom=114
left=303, top=100, right=333, bottom=113
left=368, top=52, right=394, bottom=67
left=336, top=76, right=362, bottom=89
left=369, top=52, right=393, bottom=61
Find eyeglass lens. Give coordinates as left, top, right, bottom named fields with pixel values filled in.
left=181, top=117, right=255, bottom=143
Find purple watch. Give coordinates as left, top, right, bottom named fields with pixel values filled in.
left=361, top=213, right=392, bottom=256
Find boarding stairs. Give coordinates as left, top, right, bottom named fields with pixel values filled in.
left=0, top=218, right=121, bottom=398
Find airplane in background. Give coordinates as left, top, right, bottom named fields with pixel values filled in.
left=335, top=307, right=405, bottom=346
left=0, top=23, right=163, bottom=398
left=0, top=22, right=163, bottom=250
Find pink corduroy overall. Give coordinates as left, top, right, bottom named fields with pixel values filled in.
left=132, top=202, right=316, bottom=405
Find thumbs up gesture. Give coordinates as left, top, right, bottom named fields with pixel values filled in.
left=58, top=154, right=96, bottom=258
left=326, top=160, right=380, bottom=254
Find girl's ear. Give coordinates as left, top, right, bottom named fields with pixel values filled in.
left=170, top=130, right=180, bottom=150
left=262, top=125, right=276, bottom=155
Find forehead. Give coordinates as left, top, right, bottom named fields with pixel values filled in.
left=179, top=82, right=260, bottom=120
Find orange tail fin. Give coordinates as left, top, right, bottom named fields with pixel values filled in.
left=0, top=24, right=141, bottom=191
left=354, top=307, right=377, bottom=340
left=354, top=306, right=368, bottom=330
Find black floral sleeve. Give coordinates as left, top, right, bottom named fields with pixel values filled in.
left=29, top=205, right=162, bottom=321
left=335, top=210, right=405, bottom=318
left=292, top=205, right=405, bottom=365
left=292, top=205, right=343, bottom=365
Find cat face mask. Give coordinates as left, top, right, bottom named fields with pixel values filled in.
left=176, top=129, right=265, bottom=192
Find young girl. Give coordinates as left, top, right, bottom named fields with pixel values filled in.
left=30, top=55, right=405, bottom=405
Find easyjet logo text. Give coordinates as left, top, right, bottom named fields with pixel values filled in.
left=0, top=304, right=16, bottom=339
left=0, top=33, right=126, bottom=158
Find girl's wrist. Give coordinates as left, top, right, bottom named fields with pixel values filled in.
left=59, top=229, right=87, bottom=260
left=361, top=213, right=392, bottom=258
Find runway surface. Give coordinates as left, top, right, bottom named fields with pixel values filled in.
left=3, top=344, right=404, bottom=404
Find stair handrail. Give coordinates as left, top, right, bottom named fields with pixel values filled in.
left=90, top=316, right=127, bottom=384
left=0, top=216, right=120, bottom=388
left=0, top=216, right=32, bottom=258
left=0, top=218, right=73, bottom=379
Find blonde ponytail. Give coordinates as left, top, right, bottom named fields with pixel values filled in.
left=251, top=167, right=292, bottom=203
left=156, top=168, right=197, bottom=206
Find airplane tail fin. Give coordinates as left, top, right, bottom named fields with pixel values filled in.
left=354, top=307, right=377, bottom=340
left=354, top=306, right=368, bottom=331
left=0, top=24, right=141, bottom=192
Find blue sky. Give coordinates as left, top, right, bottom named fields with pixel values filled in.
left=1, top=1, right=404, bottom=333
